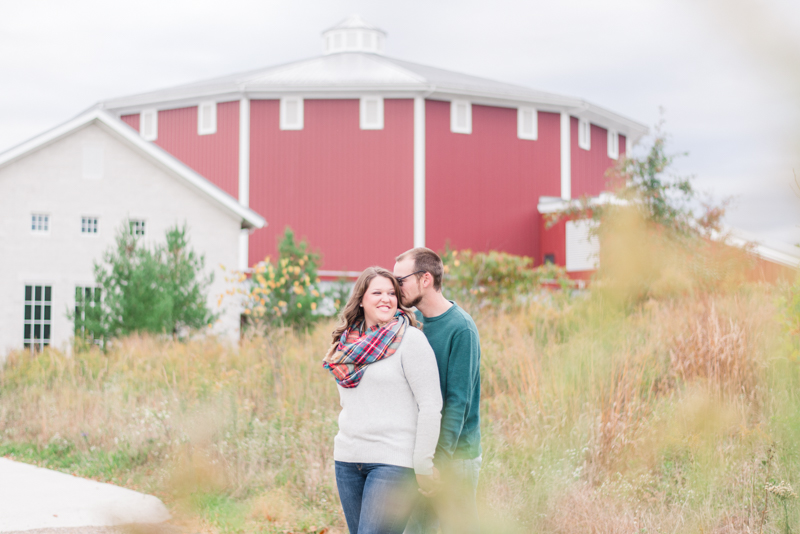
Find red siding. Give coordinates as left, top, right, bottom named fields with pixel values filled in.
left=425, top=101, right=561, bottom=264
left=540, top=213, right=566, bottom=267
left=153, top=102, right=240, bottom=199
left=249, top=99, right=414, bottom=271
left=121, top=114, right=139, bottom=131
left=571, top=118, right=619, bottom=198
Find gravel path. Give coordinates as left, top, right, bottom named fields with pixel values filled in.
left=0, top=459, right=171, bottom=533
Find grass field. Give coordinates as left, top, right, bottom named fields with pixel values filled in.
left=2, top=232, right=800, bottom=532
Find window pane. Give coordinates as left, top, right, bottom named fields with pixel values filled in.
left=35, top=286, right=42, bottom=301
left=34, top=305, right=41, bottom=320
left=94, top=288, right=102, bottom=302
left=25, top=305, right=31, bottom=320
left=44, top=306, right=51, bottom=321
left=25, top=286, right=32, bottom=301
left=24, top=324, right=31, bottom=339
left=457, top=106, right=466, bottom=129
left=44, top=325, right=50, bottom=340
left=366, top=101, right=378, bottom=124
left=34, top=324, right=41, bottom=339
left=45, top=286, right=51, bottom=301
left=286, top=101, right=298, bottom=124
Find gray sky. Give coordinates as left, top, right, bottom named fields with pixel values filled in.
left=3, top=0, right=799, bottom=247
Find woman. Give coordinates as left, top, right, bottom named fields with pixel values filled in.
left=323, top=266, right=442, bottom=534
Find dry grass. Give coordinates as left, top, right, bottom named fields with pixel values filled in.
left=2, top=219, right=799, bottom=532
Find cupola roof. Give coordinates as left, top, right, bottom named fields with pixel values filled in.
left=322, top=15, right=387, bottom=55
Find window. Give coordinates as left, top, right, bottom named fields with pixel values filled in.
left=360, top=97, right=384, bottom=130
left=141, top=109, right=158, bottom=141
left=198, top=101, right=217, bottom=135
left=75, top=286, right=102, bottom=344
left=130, top=219, right=146, bottom=236
left=517, top=107, right=538, bottom=140
left=578, top=118, right=591, bottom=150
left=31, top=213, right=49, bottom=233
left=81, top=216, right=98, bottom=234
left=565, top=220, right=599, bottom=272
left=82, top=144, right=104, bottom=180
left=280, top=97, right=304, bottom=130
left=24, top=285, right=51, bottom=352
left=607, top=129, right=619, bottom=160
left=450, top=100, right=472, bottom=134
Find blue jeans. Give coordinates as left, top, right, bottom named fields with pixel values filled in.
left=405, top=456, right=482, bottom=534
left=335, top=461, right=417, bottom=534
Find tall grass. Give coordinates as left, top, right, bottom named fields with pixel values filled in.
left=2, top=217, right=799, bottom=533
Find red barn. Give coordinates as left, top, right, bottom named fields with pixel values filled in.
left=99, top=15, right=648, bottom=275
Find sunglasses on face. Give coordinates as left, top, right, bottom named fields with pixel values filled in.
left=396, top=270, right=425, bottom=286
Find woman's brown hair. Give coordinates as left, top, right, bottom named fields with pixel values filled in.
left=329, top=266, right=418, bottom=346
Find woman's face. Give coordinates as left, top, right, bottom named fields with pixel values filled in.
left=361, top=275, right=398, bottom=328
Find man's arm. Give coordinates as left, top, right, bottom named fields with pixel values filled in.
left=435, top=328, right=480, bottom=461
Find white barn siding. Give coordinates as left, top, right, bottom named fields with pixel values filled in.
left=0, top=123, right=242, bottom=357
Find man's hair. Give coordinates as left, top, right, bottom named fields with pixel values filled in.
left=396, top=247, right=444, bottom=291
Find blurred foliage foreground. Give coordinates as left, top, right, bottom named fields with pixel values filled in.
left=3, top=211, right=800, bottom=534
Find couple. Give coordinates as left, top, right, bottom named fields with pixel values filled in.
left=323, top=247, right=482, bottom=534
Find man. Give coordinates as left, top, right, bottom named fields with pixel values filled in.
left=394, top=247, right=481, bottom=534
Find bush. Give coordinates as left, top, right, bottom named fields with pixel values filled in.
left=79, top=223, right=215, bottom=342
left=440, top=248, right=572, bottom=311
left=230, top=228, right=324, bottom=332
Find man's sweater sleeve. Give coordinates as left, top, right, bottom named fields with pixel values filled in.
left=436, top=328, right=480, bottom=461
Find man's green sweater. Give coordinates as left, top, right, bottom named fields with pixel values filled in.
left=415, top=302, right=481, bottom=462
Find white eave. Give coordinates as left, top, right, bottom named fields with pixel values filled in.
left=538, top=195, right=799, bottom=269
left=98, top=53, right=649, bottom=143
left=0, top=109, right=266, bottom=230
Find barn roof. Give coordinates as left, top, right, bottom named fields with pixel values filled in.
left=97, top=18, right=648, bottom=142
left=0, top=109, right=266, bottom=229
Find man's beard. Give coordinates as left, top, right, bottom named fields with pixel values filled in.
left=403, top=294, right=422, bottom=309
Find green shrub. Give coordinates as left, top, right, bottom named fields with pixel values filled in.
left=440, top=248, right=572, bottom=311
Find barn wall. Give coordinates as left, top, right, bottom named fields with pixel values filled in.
left=425, top=101, right=561, bottom=264
left=121, top=114, right=139, bottom=131
left=152, top=102, right=240, bottom=200
left=0, top=123, right=244, bottom=357
left=570, top=118, right=621, bottom=198
left=249, top=98, right=415, bottom=271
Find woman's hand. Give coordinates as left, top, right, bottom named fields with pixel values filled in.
left=416, top=467, right=440, bottom=497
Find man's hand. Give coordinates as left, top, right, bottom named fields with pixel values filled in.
left=416, top=467, right=440, bottom=497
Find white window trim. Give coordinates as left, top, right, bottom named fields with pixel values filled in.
left=280, top=97, right=304, bottom=130
left=24, top=283, right=53, bottom=352
left=450, top=100, right=472, bottom=134
left=517, top=107, right=538, bottom=140
left=80, top=216, right=100, bottom=236
left=129, top=218, right=147, bottom=237
left=360, top=96, right=384, bottom=130
left=607, top=129, right=619, bottom=160
left=578, top=118, right=591, bottom=151
left=82, top=144, right=104, bottom=180
left=31, top=213, right=50, bottom=235
left=198, top=101, right=217, bottom=135
left=566, top=219, right=599, bottom=272
left=140, top=109, right=158, bottom=141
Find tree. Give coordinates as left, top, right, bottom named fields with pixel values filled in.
left=79, top=222, right=215, bottom=341
left=548, top=115, right=727, bottom=237
left=230, top=227, right=324, bottom=332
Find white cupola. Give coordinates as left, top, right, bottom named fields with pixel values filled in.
left=322, top=15, right=387, bottom=55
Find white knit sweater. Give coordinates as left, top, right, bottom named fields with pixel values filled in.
left=333, top=326, right=443, bottom=475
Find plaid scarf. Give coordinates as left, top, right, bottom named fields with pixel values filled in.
left=323, top=310, right=409, bottom=388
